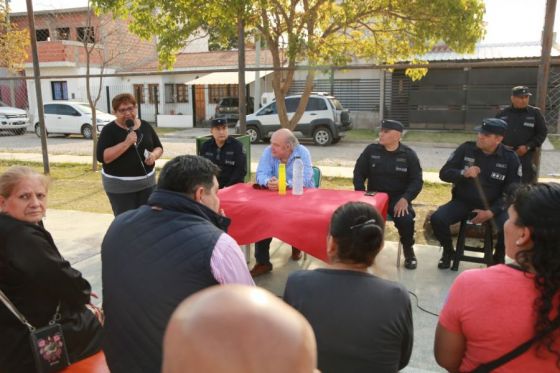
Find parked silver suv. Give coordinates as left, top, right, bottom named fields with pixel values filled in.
left=241, top=93, right=352, bottom=145
left=0, top=101, right=29, bottom=135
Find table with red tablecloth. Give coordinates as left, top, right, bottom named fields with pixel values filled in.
left=218, top=183, right=389, bottom=262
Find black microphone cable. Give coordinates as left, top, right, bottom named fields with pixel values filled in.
left=125, top=119, right=148, bottom=176
left=408, top=290, right=440, bottom=317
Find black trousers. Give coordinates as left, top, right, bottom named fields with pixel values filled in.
left=387, top=196, right=416, bottom=249
left=430, top=199, right=507, bottom=257
left=106, top=186, right=155, bottom=216
left=254, top=238, right=300, bottom=264
left=519, top=152, right=536, bottom=184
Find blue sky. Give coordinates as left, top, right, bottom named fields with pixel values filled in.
left=8, top=0, right=560, bottom=44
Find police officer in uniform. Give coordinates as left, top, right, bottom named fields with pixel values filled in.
left=353, top=119, right=423, bottom=269
left=430, top=118, right=521, bottom=269
left=496, top=86, right=547, bottom=183
left=201, top=118, right=247, bottom=188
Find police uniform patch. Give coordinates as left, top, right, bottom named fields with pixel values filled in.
left=491, top=172, right=505, bottom=181
left=523, top=122, right=535, bottom=128
left=496, top=163, right=507, bottom=169
left=396, top=167, right=408, bottom=172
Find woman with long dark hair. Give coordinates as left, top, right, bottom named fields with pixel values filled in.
left=435, top=182, right=560, bottom=372
left=284, top=201, right=413, bottom=373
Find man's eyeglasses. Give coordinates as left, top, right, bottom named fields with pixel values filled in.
left=117, top=106, right=136, bottom=114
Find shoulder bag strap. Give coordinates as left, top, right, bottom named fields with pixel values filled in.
left=471, top=317, right=560, bottom=373
left=0, top=288, right=35, bottom=331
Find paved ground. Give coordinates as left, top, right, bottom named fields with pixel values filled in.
left=45, top=209, right=490, bottom=373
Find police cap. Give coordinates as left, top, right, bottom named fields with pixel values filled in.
left=512, top=86, right=532, bottom=97
left=211, top=118, right=227, bottom=128
left=380, top=119, right=404, bottom=133
left=475, top=118, right=507, bottom=136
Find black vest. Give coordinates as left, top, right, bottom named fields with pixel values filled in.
left=102, top=190, right=229, bottom=373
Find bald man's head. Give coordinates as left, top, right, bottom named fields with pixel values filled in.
left=162, top=285, right=318, bottom=373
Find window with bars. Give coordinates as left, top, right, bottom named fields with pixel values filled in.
left=164, top=84, right=189, bottom=103
left=55, top=28, right=70, bottom=40
left=51, top=81, right=68, bottom=100
left=77, top=27, right=95, bottom=43
left=176, top=84, right=188, bottom=103
left=36, top=29, right=50, bottom=41
left=148, top=84, right=159, bottom=104
left=133, top=84, right=145, bottom=104
left=164, top=84, right=175, bottom=103
left=209, top=84, right=238, bottom=104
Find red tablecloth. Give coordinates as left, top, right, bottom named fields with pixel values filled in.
left=218, top=183, right=389, bottom=262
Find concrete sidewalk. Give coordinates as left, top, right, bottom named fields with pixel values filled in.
left=43, top=207, right=491, bottom=373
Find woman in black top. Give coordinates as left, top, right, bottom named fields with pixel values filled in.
left=97, top=93, right=163, bottom=215
left=284, top=202, right=413, bottom=373
left=0, top=166, right=103, bottom=372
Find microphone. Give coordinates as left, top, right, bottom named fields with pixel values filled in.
left=125, top=119, right=135, bottom=133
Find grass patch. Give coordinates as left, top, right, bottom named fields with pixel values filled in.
left=0, top=160, right=113, bottom=214
left=153, top=127, right=182, bottom=136
left=345, top=128, right=473, bottom=145
left=0, top=160, right=452, bottom=245
left=549, top=135, right=560, bottom=150
left=344, top=129, right=377, bottom=142
left=403, top=130, right=473, bottom=144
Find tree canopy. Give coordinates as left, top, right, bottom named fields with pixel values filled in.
left=92, top=0, right=486, bottom=129
left=0, top=4, right=30, bottom=72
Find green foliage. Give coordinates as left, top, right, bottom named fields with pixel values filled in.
left=92, top=0, right=486, bottom=125
left=0, top=4, right=30, bottom=72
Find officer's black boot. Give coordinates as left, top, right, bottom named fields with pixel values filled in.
left=403, top=245, right=417, bottom=270
left=438, top=244, right=455, bottom=269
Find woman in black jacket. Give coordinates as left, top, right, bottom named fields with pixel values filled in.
left=0, top=166, right=102, bottom=372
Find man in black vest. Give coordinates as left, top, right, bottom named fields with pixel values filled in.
left=496, top=86, right=548, bottom=183
left=201, top=118, right=247, bottom=188
left=353, top=119, right=423, bottom=270
left=102, top=155, right=254, bottom=373
left=430, top=119, right=521, bottom=269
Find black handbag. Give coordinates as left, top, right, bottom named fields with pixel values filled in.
left=0, top=289, right=70, bottom=373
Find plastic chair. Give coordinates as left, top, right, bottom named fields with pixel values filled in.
left=61, top=351, right=109, bottom=373
left=312, top=166, right=322, bottom=188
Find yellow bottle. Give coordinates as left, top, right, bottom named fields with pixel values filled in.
left=278, top=163, right=286, bottom=195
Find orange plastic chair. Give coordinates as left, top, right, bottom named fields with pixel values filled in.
left=61, top=351, right=110, bottom=373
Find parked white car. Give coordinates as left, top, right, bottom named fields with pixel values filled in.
left=35, top=101, right=115, bottom=139
left=0, top=100, right=29, bottom=135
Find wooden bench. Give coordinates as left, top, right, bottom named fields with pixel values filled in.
left=62, top=351, right=109, bottom=373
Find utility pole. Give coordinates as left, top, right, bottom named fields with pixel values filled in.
left=237, top=17, right=246, bottom=134
left=535, top=0, right=556, bottom=182
left=26, top=0, right=50, bottom=174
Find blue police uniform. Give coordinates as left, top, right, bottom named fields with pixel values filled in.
left=353, top=142, right=423, bottom=253
left=431, top=140, right=521, bottom=267
left=201, top=136, right=246, bottom=188
left=496, top=105, right=547, bottom=183
left=353, top=119, right=423, bottom=269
